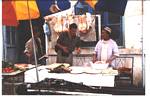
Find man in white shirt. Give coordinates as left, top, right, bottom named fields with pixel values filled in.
left=93, top=26, right=119, bottom=68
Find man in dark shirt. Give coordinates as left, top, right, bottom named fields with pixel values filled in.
left=55, top=23, right=81, bottom=66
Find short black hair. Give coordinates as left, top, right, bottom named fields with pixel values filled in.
left=69, top=23, right=78, bottom=29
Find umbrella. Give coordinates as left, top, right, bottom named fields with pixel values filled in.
left=2, top=0, right=41, bottom=82
left=2, top=0, right=40, bottom=26
left=2, top=0, right=71, bottom=26
left=2, top=0, right=71, bottom=82
left=2, top=0, right=18, bottom=26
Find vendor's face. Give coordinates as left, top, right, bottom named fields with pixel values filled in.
left=70, top=28, right=77, bottom=37
left=101, top=30, right=110, bottom=40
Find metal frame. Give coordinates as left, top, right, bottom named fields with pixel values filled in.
left=115, top=56, right=134, bottom=86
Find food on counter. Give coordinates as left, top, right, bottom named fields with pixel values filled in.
left=46, top=63, right=70, bottom=70
left=2, top=67, right=15, bottom=73
left=48, top=64, right=72, bottom=73
left=2, top=61, right=13, bottom=73
left=2, top=61, right=20, bottom=73
left=46, top=63, right=71, bottom=73
left=14, top=63, right=28, bottom=70
left=101, top=68, right=118, bottom=75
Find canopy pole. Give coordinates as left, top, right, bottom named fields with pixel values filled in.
left=141, top=0, right=145, bottom=88
left=27, top=0, right=39, bottom=82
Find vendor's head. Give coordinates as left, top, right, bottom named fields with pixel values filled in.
left=69, top=23, right=78, bottom=38
left=33, top=27, right=40, bottom=38
left=101, top=26, right=111, bottom=40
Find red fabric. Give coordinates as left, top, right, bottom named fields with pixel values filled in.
left=2, top=1, right=18, bottom=26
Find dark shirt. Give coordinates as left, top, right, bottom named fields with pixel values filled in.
left=56, top=32, right=81, bottom=54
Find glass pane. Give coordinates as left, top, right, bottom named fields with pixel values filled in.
left=11, top=27, right=16, bottom=45
left=101, top=12, right=124, bottom=46
left=6, top=26, right=16, bottom=45
left=6, top=27, right=11, bottom=44
left=109, top=25, right=123, bottom=46
left=101, top=12, right=109, bottom=25
left=108, top=13, right=121, bottom=24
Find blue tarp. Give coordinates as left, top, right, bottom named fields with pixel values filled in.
left=36, top=0, right=71, bottom=17
left=74, top=0, right=94, bottom=15
left=95, top=0, right=128, bottom=16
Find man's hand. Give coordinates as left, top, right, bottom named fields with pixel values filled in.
left=75, top=47, right=81, bottom=54
left=62, top=46, right=69, bottom=53
left=106, top=59, right=112, bottom=65
left=24, top=52, right=32, bottom=57
left=106, top=55, right=118, bottom=65
left=92, top=53, right=97, bottom=63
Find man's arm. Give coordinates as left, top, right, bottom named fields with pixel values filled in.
left=106, top=41, right=119, bottom=64
left=93, top=53, right=97, bottom=63
left=75, top=37, right=82, bottom=54
left=56, top=43, right=69, bottom=53
left=106, top=55, right=118, bottom=65
left=75, top=47, right=81, bottom=54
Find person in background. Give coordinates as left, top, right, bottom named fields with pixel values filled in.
left=93, top=26, right=119, bottom=68
left=55, top=23, right=81, bottom=66
left=24, top=27, right=43, bottom=64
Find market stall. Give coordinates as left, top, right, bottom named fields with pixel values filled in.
left=22, top=63, right=118, bottom=95
left=2, top=0, right=145, bottom=95
left=24, top=64, right=118, bottom=86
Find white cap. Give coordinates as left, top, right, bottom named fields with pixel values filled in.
left=103, top=27, right=112, bottom=34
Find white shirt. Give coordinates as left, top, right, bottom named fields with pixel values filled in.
left=100, top=41, right=109, bottom=62
left=94, top=39, right=119, bottom=66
